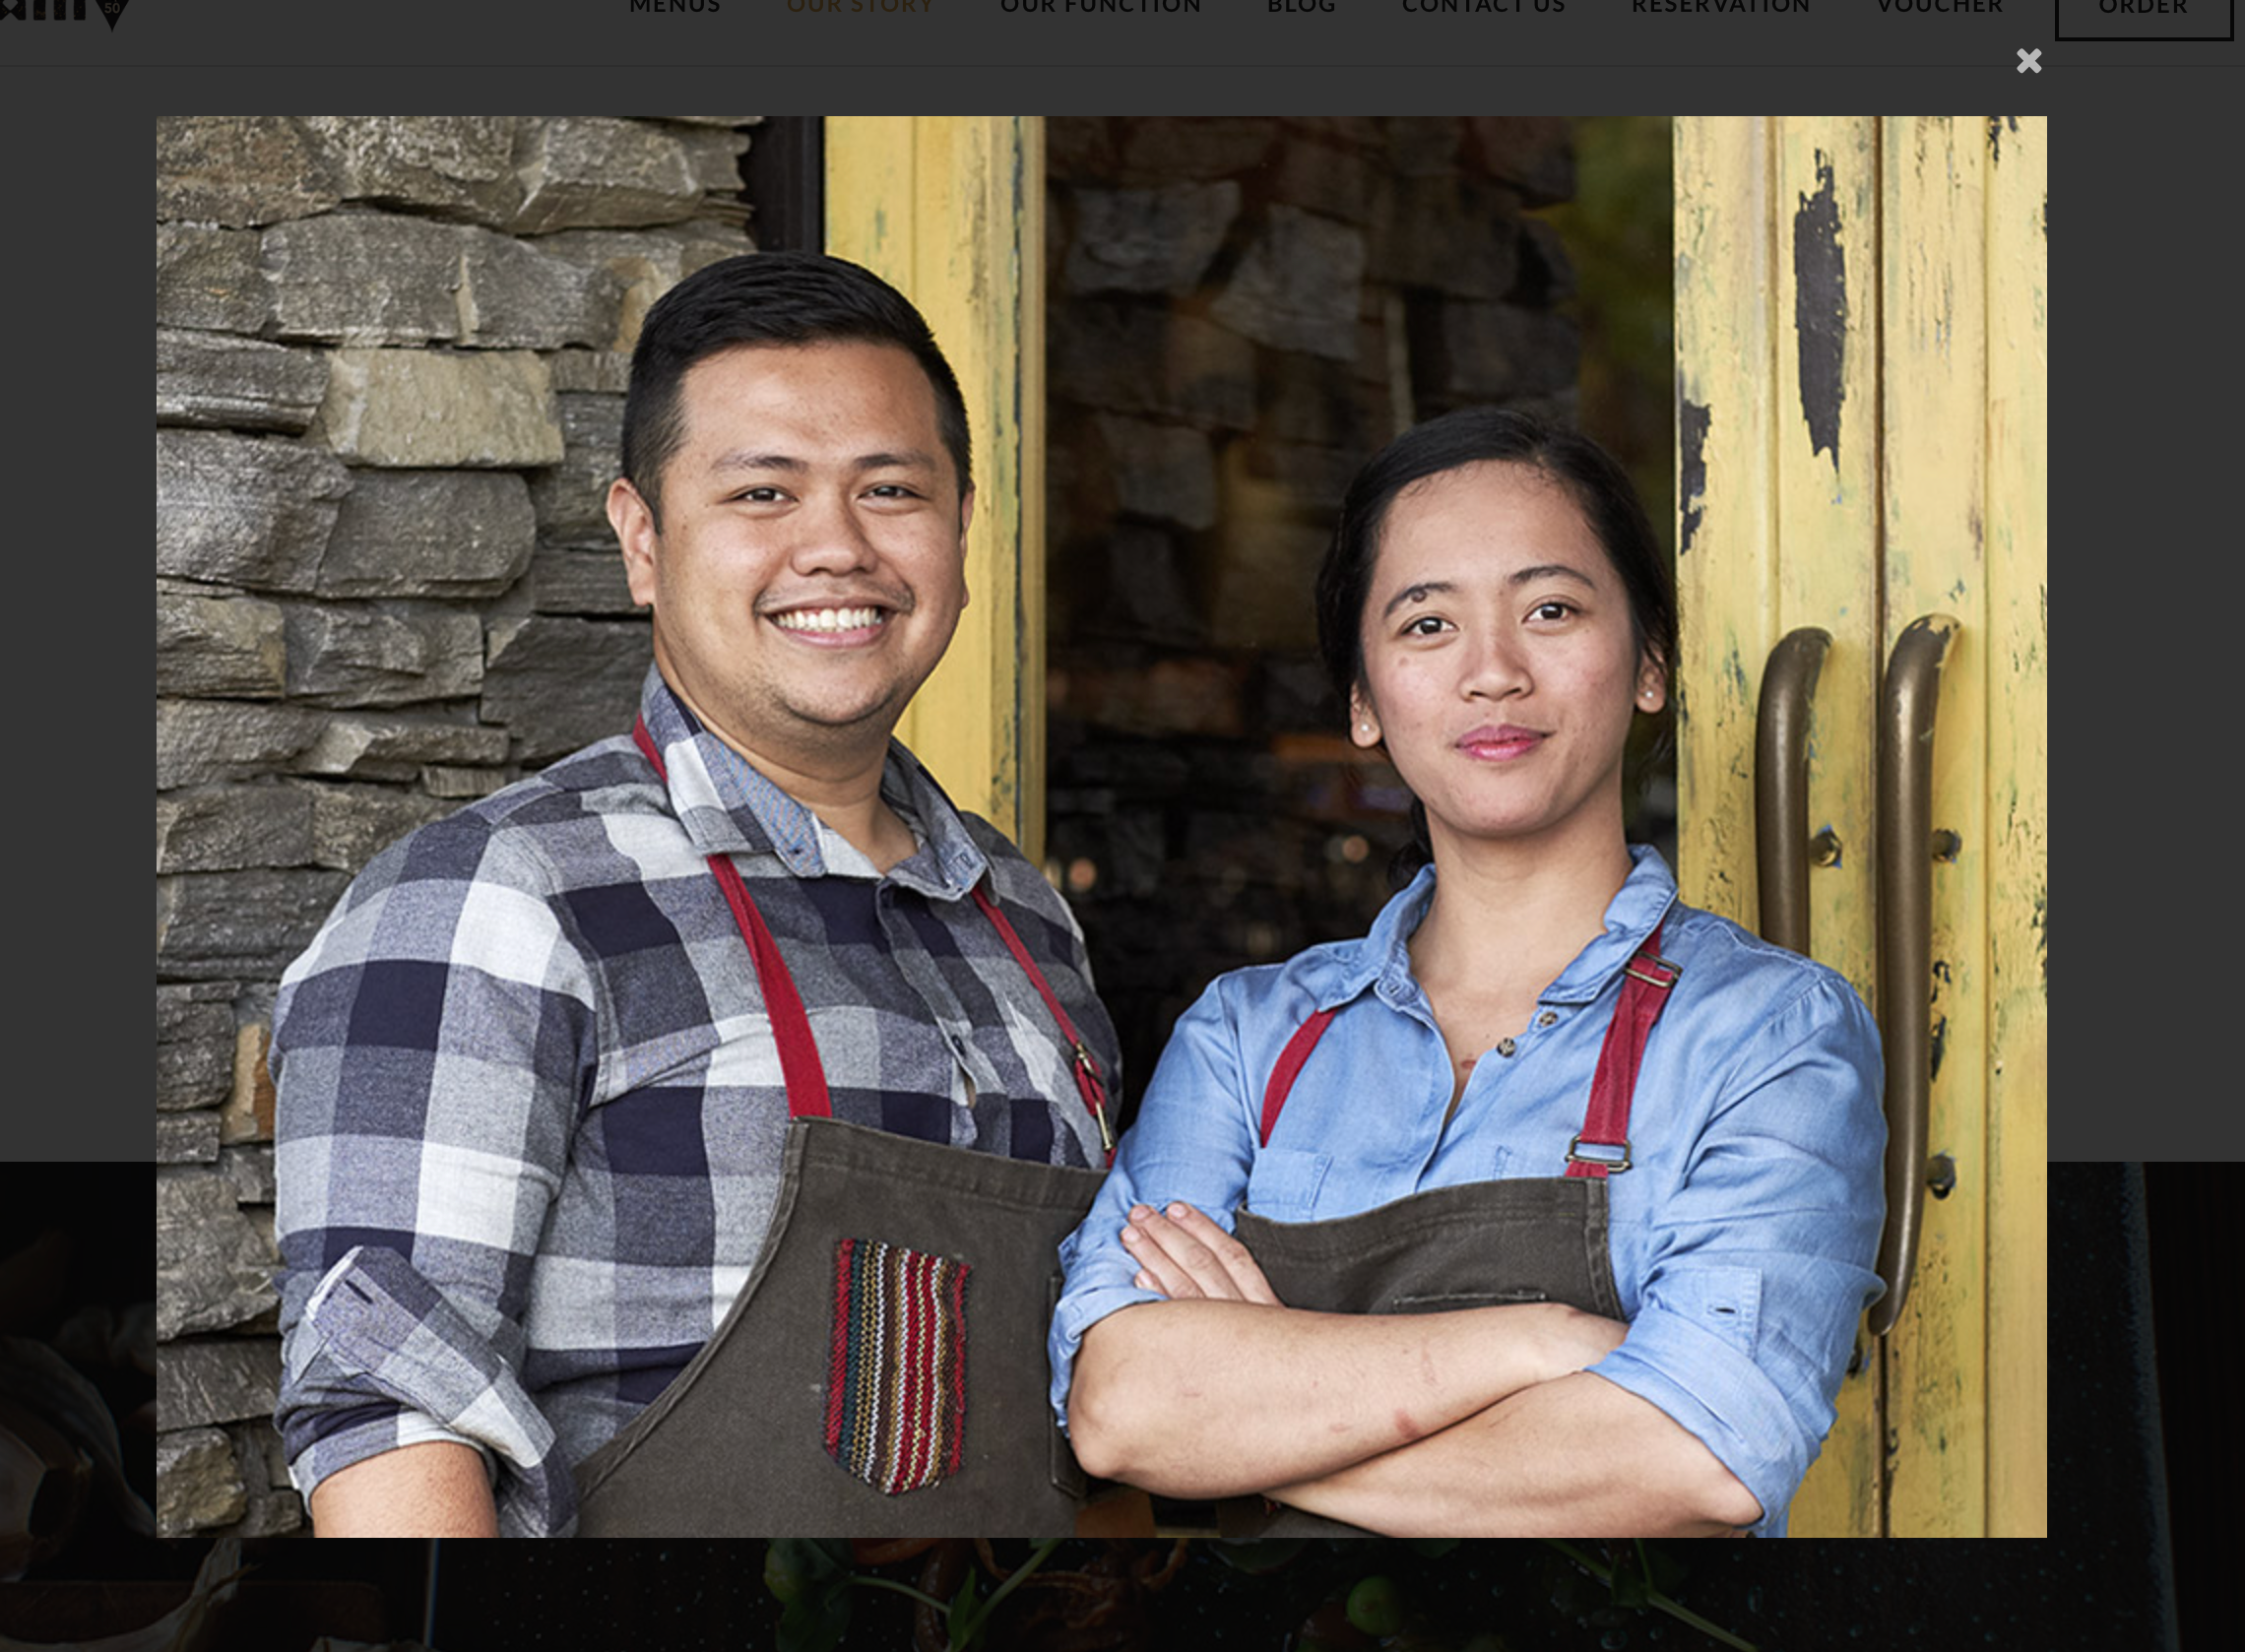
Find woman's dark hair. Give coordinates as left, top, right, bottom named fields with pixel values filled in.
left=619, top=251, right=973, bottom=529
left=1314, top=408, right=1680, bottom=864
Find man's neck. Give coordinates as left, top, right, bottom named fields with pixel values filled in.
left=664, top=676, right=921, bottom=874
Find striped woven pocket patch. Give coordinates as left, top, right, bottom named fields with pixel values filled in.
left=824, top=1237, right=972, bottom=1494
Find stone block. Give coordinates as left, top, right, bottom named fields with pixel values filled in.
left=456, top=231, right=625, bottom=349
left=156, top=431, right=352, bottom=594
left=157, top=225, right=272, bottom=334
left=260, top=214, right=466, bottom=347
left=532, top=547, right=639, bottom=616
left=156, top=868, right=352, bottom=983
left=421, top=765, right=518, bottom=800
left=1068, top=524, right=1205, bottom=646
left=157, top=116, right=344, bottom=226
left=158, top=1112, right=222, bottom=1165
left=156, top=581, right=288, bottom=699
left=1383, top=117, right=1464, bottom=179
left=675, top=124, right=752, bottom=194
left=156, top=1427, right=248, bottom=1536
left=546, top=348, right=634, bottom=394
left=1063, top=658, right=1249, bottom=739
left=1045, top=116, right=1118, bottom=181
left=157, top=784, right=317, bottom=874
left=1416, top=298, right=1580, bottom=403
left=157, top=1338, right=282, bottom=1432
left=1050, top=303, right=1254, bottom=430
left=318, top=469, right=537, bottom=599
left=158, top=1170, right=281, bottom=1342
left=221, top=1143, right=276, bottom=1204
left=1062, top=181, right=1239, bottom=296
left=1210, top=206, right=1365, bottom=362
left=294, top=710, right=512, bottom=780
left=1268, top=138, right=1381, bottom=226
left=481, top=615, right=652, bottom=764
left=1257, top=350, right=1371, bottom=451
left=510, top=117, right=709, bottom=234
left=223, top=1024, right=278, bottom=1149
left=282, top=602, right=485, bottom=708
left=1513, top=217, right=1577, bottom=305
left=1208, top=519, right=1331, bottom=653
left=1116, top=118, right=1275, bottom=182
left=305, top=782, right=453, bottom=872
left=527, top=394, right=625, bottom=547
left=299, top=114, right=523, bottom=226
left=1369, top=174, right=1523, bottom=300
left=531, top=225, right=748, bottom=353
left=158, top=329, right=329, bottom=434
left=158, top=983, right=237, bottom=1113
left=315, top=349, right=562, bottom=468
left=156, top=699, right=329, bottom=791
left=1463, top=116, right=1575, bottom=206
left=1096, top=416, right=1219, bottom=532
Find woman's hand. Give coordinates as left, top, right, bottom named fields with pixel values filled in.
left=1542, top=1304, right=1631, bottom=1379
left=1120, top=1202, right=1284, bottom=1305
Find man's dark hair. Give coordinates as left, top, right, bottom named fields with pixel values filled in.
left=619, top=251, right=974, bottom=527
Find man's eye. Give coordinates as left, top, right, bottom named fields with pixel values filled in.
left=866, top=483, right=921, bottom=500
left=733, top=486, right=785, bottom=503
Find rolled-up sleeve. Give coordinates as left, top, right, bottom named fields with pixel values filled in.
left=271, top=818, right=592, bottom=1537
left=1587, top=974, right=1886, bottom=1536
left=1048, top=975, right=1261, bottom=1429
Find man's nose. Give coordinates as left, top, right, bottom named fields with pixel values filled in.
left=787, top=490, right=880, bottom=575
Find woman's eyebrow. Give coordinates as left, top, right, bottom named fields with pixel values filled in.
left=1507, top=562, right=1600, bottom=590
left=1380, top=579, right=1456, bottom=618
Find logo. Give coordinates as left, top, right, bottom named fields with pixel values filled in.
left=0, top=0, right=129, bottom=27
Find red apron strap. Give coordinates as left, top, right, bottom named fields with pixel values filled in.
left=1564, top=921, right=1677, bottom=1179
left=1260, top=1008, right=1338, bottom=1148
left=1255, top=919, right=1680, bottom=1175
left=633, top=716, right=1107, bottom=1156
left=634, top=717, right=830, bottom=1120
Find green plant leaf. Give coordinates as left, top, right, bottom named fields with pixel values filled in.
left=766, top=1540, right=855, bottom=1652
left=945, top=1562, right=984, bottom=1651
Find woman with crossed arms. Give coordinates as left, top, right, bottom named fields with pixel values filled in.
left=1048, top=410, right=1885, bottom=1537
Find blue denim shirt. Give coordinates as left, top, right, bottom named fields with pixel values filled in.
left=1049, top=847, right=1885, bottom=1537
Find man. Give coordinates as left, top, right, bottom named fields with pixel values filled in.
left=272, top=254, right=1122, bottom=1537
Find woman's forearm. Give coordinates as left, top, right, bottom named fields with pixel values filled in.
left=1065, top=1298, right=1588, bottom=1497
left=1265, top=1370, right=1764, bottom=1537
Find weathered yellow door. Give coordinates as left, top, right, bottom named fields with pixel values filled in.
left=825, top=115, right=1049, bottom=861
left=1675, top=116, right=2046, bottom=1536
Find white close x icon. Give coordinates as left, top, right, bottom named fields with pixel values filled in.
left=2018, top=47, right=2043, bottom=72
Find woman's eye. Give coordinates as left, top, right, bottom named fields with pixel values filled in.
left=1529, top=601, right=1575, bottom=622
left=1402, top=615, right=1449, bottom=637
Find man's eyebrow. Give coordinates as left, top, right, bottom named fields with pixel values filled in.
left=706, top=449, right=939, bottom=476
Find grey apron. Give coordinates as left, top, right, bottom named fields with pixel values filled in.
left=572, top=721, right=1113, bottom=1536
left=1216, top=925, right=1677, bottom=1538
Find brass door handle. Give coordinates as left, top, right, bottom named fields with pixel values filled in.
left=1869, top=614, right=1959, bottom=1337
left=1754, top=628, right=1832, bottom=955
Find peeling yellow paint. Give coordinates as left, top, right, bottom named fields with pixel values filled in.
left=1677, top=117, right=2045, bottom=1537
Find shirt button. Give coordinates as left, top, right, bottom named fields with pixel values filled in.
left=1496, top=1038, right=1516, bottom=1058
left=1537, top=1011, right=1558, bottom=1029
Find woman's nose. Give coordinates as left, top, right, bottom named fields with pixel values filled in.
left=1458, top=629, right=1529, bottom=700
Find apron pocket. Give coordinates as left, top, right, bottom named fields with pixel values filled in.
left=823, top=1237, right=972, bottom=1495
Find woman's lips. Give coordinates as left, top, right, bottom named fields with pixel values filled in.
left=1456, top=725, right=1545, bottom=760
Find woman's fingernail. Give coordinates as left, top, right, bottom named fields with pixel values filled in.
left=1122, top=1225, right=1140, bottom=1244
left=1130, top=1204, right=1153, bottom=1220
left=1166, top=1202, right=1187, bottom=1219
left=1135, top=1272, right=1153, bottom=1291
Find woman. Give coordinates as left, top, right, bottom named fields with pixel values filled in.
left=1047, top=410, right=1885, bottom=1538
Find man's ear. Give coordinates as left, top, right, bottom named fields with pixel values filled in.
left=957, top=485, right=975, bottom=609
left=609, top=478, right=660, bottom=608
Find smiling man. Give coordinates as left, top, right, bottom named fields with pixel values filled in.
left=272, top=255, right=1122, bottom=1537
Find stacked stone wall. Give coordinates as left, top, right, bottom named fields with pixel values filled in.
left=153, top=114, right=758, bottom=1536
left=1043, top=117, right=1582, bottom=1096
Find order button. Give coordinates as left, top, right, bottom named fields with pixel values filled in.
left=2055, top=0, right=2234, bottom=37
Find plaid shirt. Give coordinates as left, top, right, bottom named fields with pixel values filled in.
left=271, top=667, right=1121, bottom=1537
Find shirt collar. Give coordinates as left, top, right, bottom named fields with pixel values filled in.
left=634, top=666, right=991, bottom=898
left=1310, top=843, right=1683, bottom=1013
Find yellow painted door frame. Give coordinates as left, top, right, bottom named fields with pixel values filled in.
left=825, top=116, right=1049, bottom=861
left=1675, top=116, right=2046, bottom=1537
